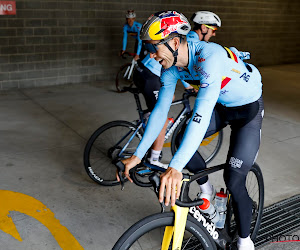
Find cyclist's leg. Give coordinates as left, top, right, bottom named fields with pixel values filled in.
left=223, top=96, right=264, bottom=239
left=133, top=62, right=160, bottom=112
left=133, top=62, right=168, bottom=166
left=175, top=107, right=225, bottom=184
left=143, top=69, right=169, bottom=164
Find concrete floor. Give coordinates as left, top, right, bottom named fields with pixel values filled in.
left=0, top=64, right=299, bottom=249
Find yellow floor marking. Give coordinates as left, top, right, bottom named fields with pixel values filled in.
left=163, top=132, right=219, bottom=148
left=0, top=190, right=84, bottom=249
left=200, top=132, right=219, bottom=146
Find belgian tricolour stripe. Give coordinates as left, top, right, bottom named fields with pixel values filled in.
left=224, top=47, right=238, bottom=63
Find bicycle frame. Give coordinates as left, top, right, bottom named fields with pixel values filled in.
left=116, top=88, right=195, bottom=159
left=116, top=161, right=231, bottom=249
left=123, top=59, right=137, bottom=80
left=164, top=93, right=193, bottom=140
left=156, top=164, right=231, bottom=249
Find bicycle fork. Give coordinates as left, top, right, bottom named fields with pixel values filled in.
left=161, top=205, right=189, bottom=250
left=161, top=179, right=190, bottom=250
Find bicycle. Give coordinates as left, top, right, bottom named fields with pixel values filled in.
left=83, top=87, right=223, bottom=186
left=116, top=52, right=137, bottom=93
left=113, top=160, right=264, bottom=249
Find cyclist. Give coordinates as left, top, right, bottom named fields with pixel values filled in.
left=188, top=11, right=221, bottom=42
left=121, top=10, right=263, bottom=250
left=121, top=10, right=143, bottom=61
left=133, top=47, right=192, bottom=169
left=133, top=11, right=222, bottom=168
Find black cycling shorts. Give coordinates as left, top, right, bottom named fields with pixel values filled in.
left=133, top=61, right=161, bottom=112
left=175, top=96, right=264, bottom=238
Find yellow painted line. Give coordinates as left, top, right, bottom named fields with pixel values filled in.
left=164, top=132, right=219, bottom=148
left=0, top=190, right=84, bottom=249
left=200, top=132, right=219, bottom=146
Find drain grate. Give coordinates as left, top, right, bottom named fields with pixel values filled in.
left=255, top=194, right=300, bottom=248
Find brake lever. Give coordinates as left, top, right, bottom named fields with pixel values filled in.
left=114, top=160, right=125, bottom=190
left=149, top=173, right=166, bottom=212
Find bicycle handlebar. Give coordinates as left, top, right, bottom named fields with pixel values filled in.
left=114, top=160, right=205, bottom=207
left=149, top=173, right=204, bottom=207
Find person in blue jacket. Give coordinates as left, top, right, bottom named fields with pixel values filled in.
left=121, top=10, right=143, bottom=61
left=122, top=11, right=263, bottom=250
left=188, top=11, right=221, bottom=42
left=132, top=11, right=223, bottom=169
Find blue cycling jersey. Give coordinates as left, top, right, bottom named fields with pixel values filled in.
left=141, top=54, right=190, bottom=88
left=141, top=54, right=161, bottom=77
left=122, top=21, right=142, bottom=55
left=186, top=30, right=200, bottom=42
left=134, top=41, right=262, bottom=172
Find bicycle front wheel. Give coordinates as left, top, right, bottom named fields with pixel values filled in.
left=116, top=63, right=134, bottom=93
left=226, top=163, right=264, bottom=241
left=171, top=118, right=223, bottom=163
left=84, top=121, right=143, bottom=186
left=113, top=212, right=217, bottom=250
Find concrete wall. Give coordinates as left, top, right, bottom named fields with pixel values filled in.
left=0, top=0, right=299, bottom=89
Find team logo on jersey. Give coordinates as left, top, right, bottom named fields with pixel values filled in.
left=220, top=90, right=228, bottom=95
left=193, top=113, right=202, bottom=123
left=198, top=58, right=205, bottom=63
left=200, top=83, right=209, bottom=88
left=177, top=67, right=184, bottom=72
left=240, top=72, right=250, bottom=82
left=193, top=65, right=210, bottom=79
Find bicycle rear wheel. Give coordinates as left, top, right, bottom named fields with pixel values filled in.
left=226, top=163, right=264, bottom=241
left=116, top=63, right=134, bottom=93
left=84, top=120, right=143, bottom=186
left=171, top=118, right=223, bottom=163
left=113, top=212, right=217, bottom=250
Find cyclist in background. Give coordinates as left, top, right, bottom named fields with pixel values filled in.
left=122, top=11, right=263, bottom=250
left=133, top=11, right=222, bottom=169
left=121, top=10, right=143, bottom=61
left=188, top=11, right=221, bottom=42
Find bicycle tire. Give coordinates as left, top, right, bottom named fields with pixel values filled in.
left=226, top=163, right=264, bottom=241
left=116, top=63, right=134, bottom=93
left=84, top=120, right=143, bottom=186
left=170, top=117, right=223, bottom=164
left=113, top=212, right=217, bottom=250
